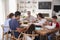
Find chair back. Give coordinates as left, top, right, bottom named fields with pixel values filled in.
left=22, top=33, right=38, bottom=40
left=59, top=22, right=60, bottom=33
left=1, top=25, right=11, bottom=40
left=0, top=25, right=3, bottom=40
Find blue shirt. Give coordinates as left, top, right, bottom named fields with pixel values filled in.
left=9, top=19, right=20, bottom=30
left=9, top=19, right=20, bottom=38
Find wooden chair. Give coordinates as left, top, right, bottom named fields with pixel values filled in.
left=21, top=32, right=38, bottom=40
left=1, top=25, right=11, bottom=40
left=51, top=29, right=60, bottom=40
left=0, top=25, right=3, bottom=40
left=55, top=22, right=60, bottom=40
left=52, top=22, right=60, bottom=40
left=11, top=30, right=23, bottom=40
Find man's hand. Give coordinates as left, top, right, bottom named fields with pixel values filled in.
left=16, top=28, right=27, bottom=33
left=16, top=28, right=21, bottom=33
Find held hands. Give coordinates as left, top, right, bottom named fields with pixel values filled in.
left=16, top=28, right=27, bottom=33
left=16, top=28, right=24, bottom=33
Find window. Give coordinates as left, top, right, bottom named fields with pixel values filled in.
left=0, top=0, right=5, bottom=25
left=9, top=0, right=17, bottom=13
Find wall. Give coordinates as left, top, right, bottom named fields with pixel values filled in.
left=17, top=0, right=53, bottom=17
left=4, top=0, right=60, bottom=18
left=52, top=0, right=60, bottom=16
left=4, top=0, right=17, bottom=18
left=0, top=0, right=17, bottom=25
left=9, top=0, right=17, bottom=13
left=5, top=0, right=9, bottom=18
left=36, top=0, right=53, bottom=18
left=53, top=0, right=60, bottom=5
left=0, top=0, right=5, bottom=25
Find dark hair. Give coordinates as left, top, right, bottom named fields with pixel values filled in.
left=26, top=24, right=35, bottom=34
left=37, top=13, right=44, bottom=18
left=52, top=16, right=57, bottom=19
left=9, top=13, right=14, bottom=18
left=15, top=11, right=21, bottom=17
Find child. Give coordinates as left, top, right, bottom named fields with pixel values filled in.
left=47, top=16, right=59, bottom=40
left=51, top=16, right=59, bottom=29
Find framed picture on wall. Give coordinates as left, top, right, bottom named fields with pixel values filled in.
left=38, top=2, right=51, bottom=9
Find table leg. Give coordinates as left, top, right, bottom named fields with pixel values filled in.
left=40, top=35, right=48, bottom=40
left=40, top=35, right=41, bottom=40
left=46, top=35, right=48, bottom=40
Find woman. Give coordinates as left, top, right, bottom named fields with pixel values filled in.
left=35, top=13, right=47, bottom=27
left=4, top=13, right=15, bottom=33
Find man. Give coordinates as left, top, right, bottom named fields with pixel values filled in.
left=9, top=11, right=21, bottom=38
left=25, top=11, right=36, bottom=23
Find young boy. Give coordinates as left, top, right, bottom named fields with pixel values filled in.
left=51, top=16, right=59, bottom=28
left=48, top=16, right=60, bottom=40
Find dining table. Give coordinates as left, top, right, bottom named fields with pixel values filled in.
left=35, top=28, right=58, bottom=40
left=35, top=28, right=58, bottom=36
left=20, top=23, right=58, bottom=35
left=19, top=22, right=59, bottom=40
left=19, top=23, right=32, bottom=32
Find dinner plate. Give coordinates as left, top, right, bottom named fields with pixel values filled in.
left=33, top=23, right=40, bottom=25
left=21, top=24, right=29, bottom=27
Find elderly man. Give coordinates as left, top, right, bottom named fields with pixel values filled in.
left=25, top=11, right=36, bottom=23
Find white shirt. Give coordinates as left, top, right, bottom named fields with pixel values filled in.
left=4, top=18, right=11, bottom=33
left=4, top=18, right=11, bottom=26
left=26, top=16, right=36, bottom=22
left=45, top=25, right=56, bottom=29
left=0, top=26, right=3, bottom=40
left=52, top=23, right=56, bottom=27
left=45, top=22, right=56, bottom=29
left=38, top=19, right=47, bottom=25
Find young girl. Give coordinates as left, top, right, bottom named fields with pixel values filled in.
left=36, top=13, right=47, bottom=27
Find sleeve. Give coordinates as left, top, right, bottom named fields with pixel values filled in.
left=50, top=22, right=52, bottom=26
left=14, top=21, right=20, bottom=29
left=4, top=19, right=9, bottom=27
left=56, top=23, right=60, bottom=28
